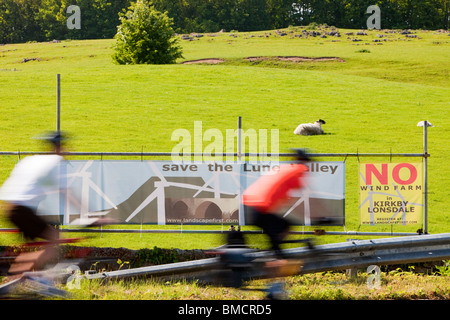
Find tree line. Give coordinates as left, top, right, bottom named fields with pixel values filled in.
left=1, top=0, right=448, bottom=44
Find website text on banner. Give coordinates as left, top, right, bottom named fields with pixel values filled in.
left=36, top=160, right=345, bottom=226
left=359, top=163, right=423, bottom=226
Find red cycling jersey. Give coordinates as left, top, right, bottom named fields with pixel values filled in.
left=243, top=163, right=308, bottom=213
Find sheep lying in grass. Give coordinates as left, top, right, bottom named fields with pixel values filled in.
left=294, top=119, right=326, bottom=136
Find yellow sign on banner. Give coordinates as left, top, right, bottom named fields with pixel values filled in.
left=359, top=163, right=423, bottom=225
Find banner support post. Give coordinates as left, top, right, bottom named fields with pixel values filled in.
left=56, top=74, right=61, bottom=133
left=237, top=116, right=242, bottom=162
left=423, top=120, right=429, bottom=234
left=237, top=116, right=245, bottom=226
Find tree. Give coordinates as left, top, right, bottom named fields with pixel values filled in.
left=66, top=0, right=130, bottom=40
left=112, top=0, right=183, bottom=65
left=36, top=0, right=68, bottom=41
left=0, top=0, right=44, bottom=44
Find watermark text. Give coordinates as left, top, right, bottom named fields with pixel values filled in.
left=171, top=121, right=279, bottom=164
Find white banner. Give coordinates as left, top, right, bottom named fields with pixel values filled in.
left=38, top=160, right=345, bottom=226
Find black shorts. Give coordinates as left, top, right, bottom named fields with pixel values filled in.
left=246, top=205, right=290, bottom=237
left=253, top=212, right=291, bottom=237
left=8, top=205, right=50, bottom=240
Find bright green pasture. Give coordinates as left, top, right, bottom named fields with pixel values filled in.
left=0, top=27, right=449, bottom=247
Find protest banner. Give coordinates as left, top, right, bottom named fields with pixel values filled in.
left=359, top=163, right=423, bottom=225
left=36, top=160, right=345, bottom=226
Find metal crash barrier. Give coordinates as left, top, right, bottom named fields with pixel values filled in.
left=85, top=233, right=450, bottom=281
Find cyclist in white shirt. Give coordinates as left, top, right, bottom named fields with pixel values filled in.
left=0, top=132, right=64, bottom=274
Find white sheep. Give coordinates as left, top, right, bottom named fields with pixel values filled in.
left=294, top=119, right=326, bottom=136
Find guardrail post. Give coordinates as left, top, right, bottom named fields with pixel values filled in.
left=346, top=239, right=358, bottom=279
left=346, top=267, right=358, bottom=279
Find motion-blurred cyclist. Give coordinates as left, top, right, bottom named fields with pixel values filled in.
left=243, top=149, right=311, bottom=259
left=0, top=132, right=65, bottom=274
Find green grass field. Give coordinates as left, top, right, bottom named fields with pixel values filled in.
left=64, top=271, right=450, bottom=300
left=0, top=26, right=449, bottom=249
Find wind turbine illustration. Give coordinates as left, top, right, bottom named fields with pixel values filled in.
left=125, top=162, right=238, bottom=224
left=63, top=160, right=117, bottom=223
left=283, top=186, right=343, bottom=226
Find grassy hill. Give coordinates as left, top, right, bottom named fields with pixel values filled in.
left=0, top=26, right=449, bottom=244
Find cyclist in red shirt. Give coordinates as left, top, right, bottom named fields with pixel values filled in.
left=243, top=149, right=310, bottom=258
